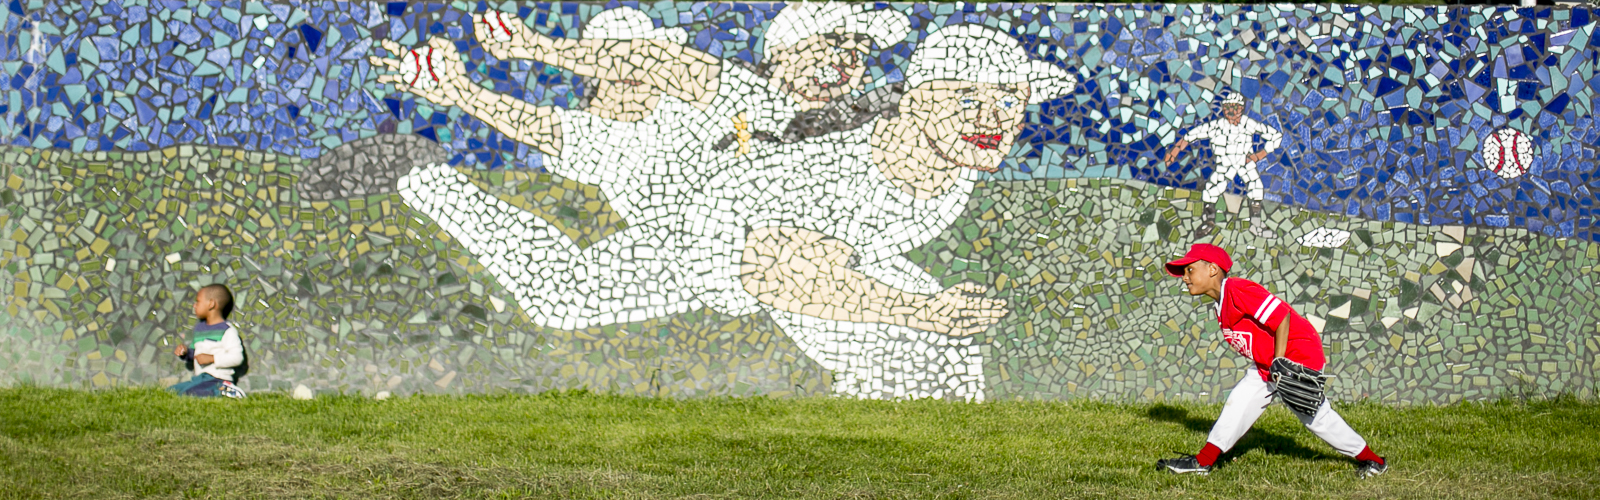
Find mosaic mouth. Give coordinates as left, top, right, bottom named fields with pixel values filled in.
left=960, top=134, right=1002, bottom=150
left=928, top=137, right=1001, bottom=172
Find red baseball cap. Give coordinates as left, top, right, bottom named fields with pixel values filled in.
left=1165, top=243, right=1233, bottom=277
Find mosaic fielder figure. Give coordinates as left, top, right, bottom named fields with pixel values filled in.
left=1162, top=92, right=1283, bottom=239
left=390, top=24, right=1076, bottom=400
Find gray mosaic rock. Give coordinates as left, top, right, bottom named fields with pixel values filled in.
left=296, top=135, right=450, bottom=201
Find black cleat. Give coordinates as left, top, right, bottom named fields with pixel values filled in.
left=1157, top=454, right=1212, bottom=475
left=1356, top=458, right=1388, bottom=478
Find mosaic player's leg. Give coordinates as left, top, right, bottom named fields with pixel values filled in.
left=765, top=257, right=986, bottom=401
left=398, top=163, right=701, bottom=331
left=1196, top=164, right=1231, bottom=239
left=1240, top=161, right=1276, bottom=239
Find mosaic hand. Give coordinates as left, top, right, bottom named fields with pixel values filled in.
left=910, top=282, right=1009, bottom=336
left=472, top=10, right=535, bottom=61
left=370, top=38, right=475, bottom=110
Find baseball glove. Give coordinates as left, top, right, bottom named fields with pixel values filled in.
left=1270, top=357, right=1326, bottom=416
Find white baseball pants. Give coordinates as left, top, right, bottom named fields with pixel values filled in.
left=1202, top=161, right=1264, bottom=203
left=1206, top=370, right=1369, bottom=457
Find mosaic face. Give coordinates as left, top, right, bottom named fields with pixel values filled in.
left=1220, top=103, right=1244, bottom=124
left=906, top=81, right=1030, bottom=174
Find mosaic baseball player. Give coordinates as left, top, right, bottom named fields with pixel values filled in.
left=1156, top=243, right=1387, bottom=477
left=394, top=24, right=1076, bottom=400
left=1162, top=92, right=1283, bottom=239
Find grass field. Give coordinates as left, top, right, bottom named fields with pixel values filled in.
left=1, top=389, right=1596, bottom=499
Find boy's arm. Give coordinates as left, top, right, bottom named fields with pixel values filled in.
left=1240, top=282, right=1293, bottom=356
left=204, top=329, right=245, bottom=368
left=1274, top=317, right=1291, bottom=359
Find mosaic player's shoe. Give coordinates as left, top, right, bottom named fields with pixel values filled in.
left=1248, top=200, right=1276, bottom=239
left=1156, top=454, right=1212, bottom=475
left=1195, top=204, right=1217, bottom=239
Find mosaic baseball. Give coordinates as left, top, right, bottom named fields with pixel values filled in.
left=0, top=2, right=1595, bottom=403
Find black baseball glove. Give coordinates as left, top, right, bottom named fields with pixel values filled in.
left=1270, top=357, right=1326, bottom=416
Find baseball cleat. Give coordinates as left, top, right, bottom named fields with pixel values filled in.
left=1156, top=454, right=1212, bottom=475
left=1356, top=458, right=1388, bottom=478
left=477, top=10, right=520, bottom=42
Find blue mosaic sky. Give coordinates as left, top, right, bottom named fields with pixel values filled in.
left=2, top=2, right=1598, bottom=240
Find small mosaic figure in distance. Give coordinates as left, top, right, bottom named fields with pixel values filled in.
left=1155, top=244, right=1385, bottom=478
left=168, top=284, right=248, bottom=399
left=1162, top=92, right=1283, bottom=239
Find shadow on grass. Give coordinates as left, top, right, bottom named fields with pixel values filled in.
left=1143, top=403, right=1344, bottom=469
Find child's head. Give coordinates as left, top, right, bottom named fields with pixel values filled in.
left=1165, top=244, right=1232, bottom=297
left=193, top=283, right=234, bottom=321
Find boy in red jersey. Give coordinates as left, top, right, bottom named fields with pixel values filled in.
left=1155, top=243, right=1387, bottom=478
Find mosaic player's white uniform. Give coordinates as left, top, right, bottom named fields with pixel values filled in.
left=543, top=60, right=800, bottom=227
left=1183, top=111, right=1283, bottom=203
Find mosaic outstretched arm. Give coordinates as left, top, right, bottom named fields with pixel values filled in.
left=740, top=227, right=1008, bottom=336
left=371, top=38, right=564, bottom=157
left=1163, top=139, right=1191, bottom=166
left=474, top=11, right=721, bottom=110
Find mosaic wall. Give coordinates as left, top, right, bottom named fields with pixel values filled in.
left=0, top=1, right=1595, bottom=403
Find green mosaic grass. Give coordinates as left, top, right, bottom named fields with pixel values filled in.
left=1, top=144, right=1595, bottom=403
left=1, top=388, right=1596, bottom=499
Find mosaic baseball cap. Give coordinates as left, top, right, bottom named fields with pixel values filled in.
left=906, top=24, right=1078, bottom=106
left=585, top=7, right=688, bottom=45
left=1165, top=243, right=1233, bottom=277
left=764, top=3, right=911, bottom=51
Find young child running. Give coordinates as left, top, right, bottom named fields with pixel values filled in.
left=1156, top=244, right=1386, bottom=477
left=168, top=283, right=247, bottom=399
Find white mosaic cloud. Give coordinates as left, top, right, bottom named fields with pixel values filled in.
left=1298, top=227, right=1352, bottom=248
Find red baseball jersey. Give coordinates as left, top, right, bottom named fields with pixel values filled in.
left=1215, top=278, right=1325, bottom=380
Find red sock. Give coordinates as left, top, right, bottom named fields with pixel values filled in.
left=1355, top=446, right=1383, bottom=464
left=1196, top=442, right=1222, bottom=467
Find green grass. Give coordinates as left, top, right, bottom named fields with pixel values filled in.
left=0, top=388, right=1596, bottom=499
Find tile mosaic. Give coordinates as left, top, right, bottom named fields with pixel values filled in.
left=0, top=2, right=1595, bottom=403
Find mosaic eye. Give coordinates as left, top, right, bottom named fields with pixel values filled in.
left=999, top=97, right=1018, bottom=109
left=960, top=99, right=979, bottom=109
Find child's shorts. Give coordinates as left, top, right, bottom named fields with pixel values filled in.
left=168, top=373, right=247, bottom=399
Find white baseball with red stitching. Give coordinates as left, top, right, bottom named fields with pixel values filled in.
left=397, top=46, right=443, bottom=90
left=1482, top=128, right=1533, bottom=180
left=477, top=10, right=520, bottom=42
